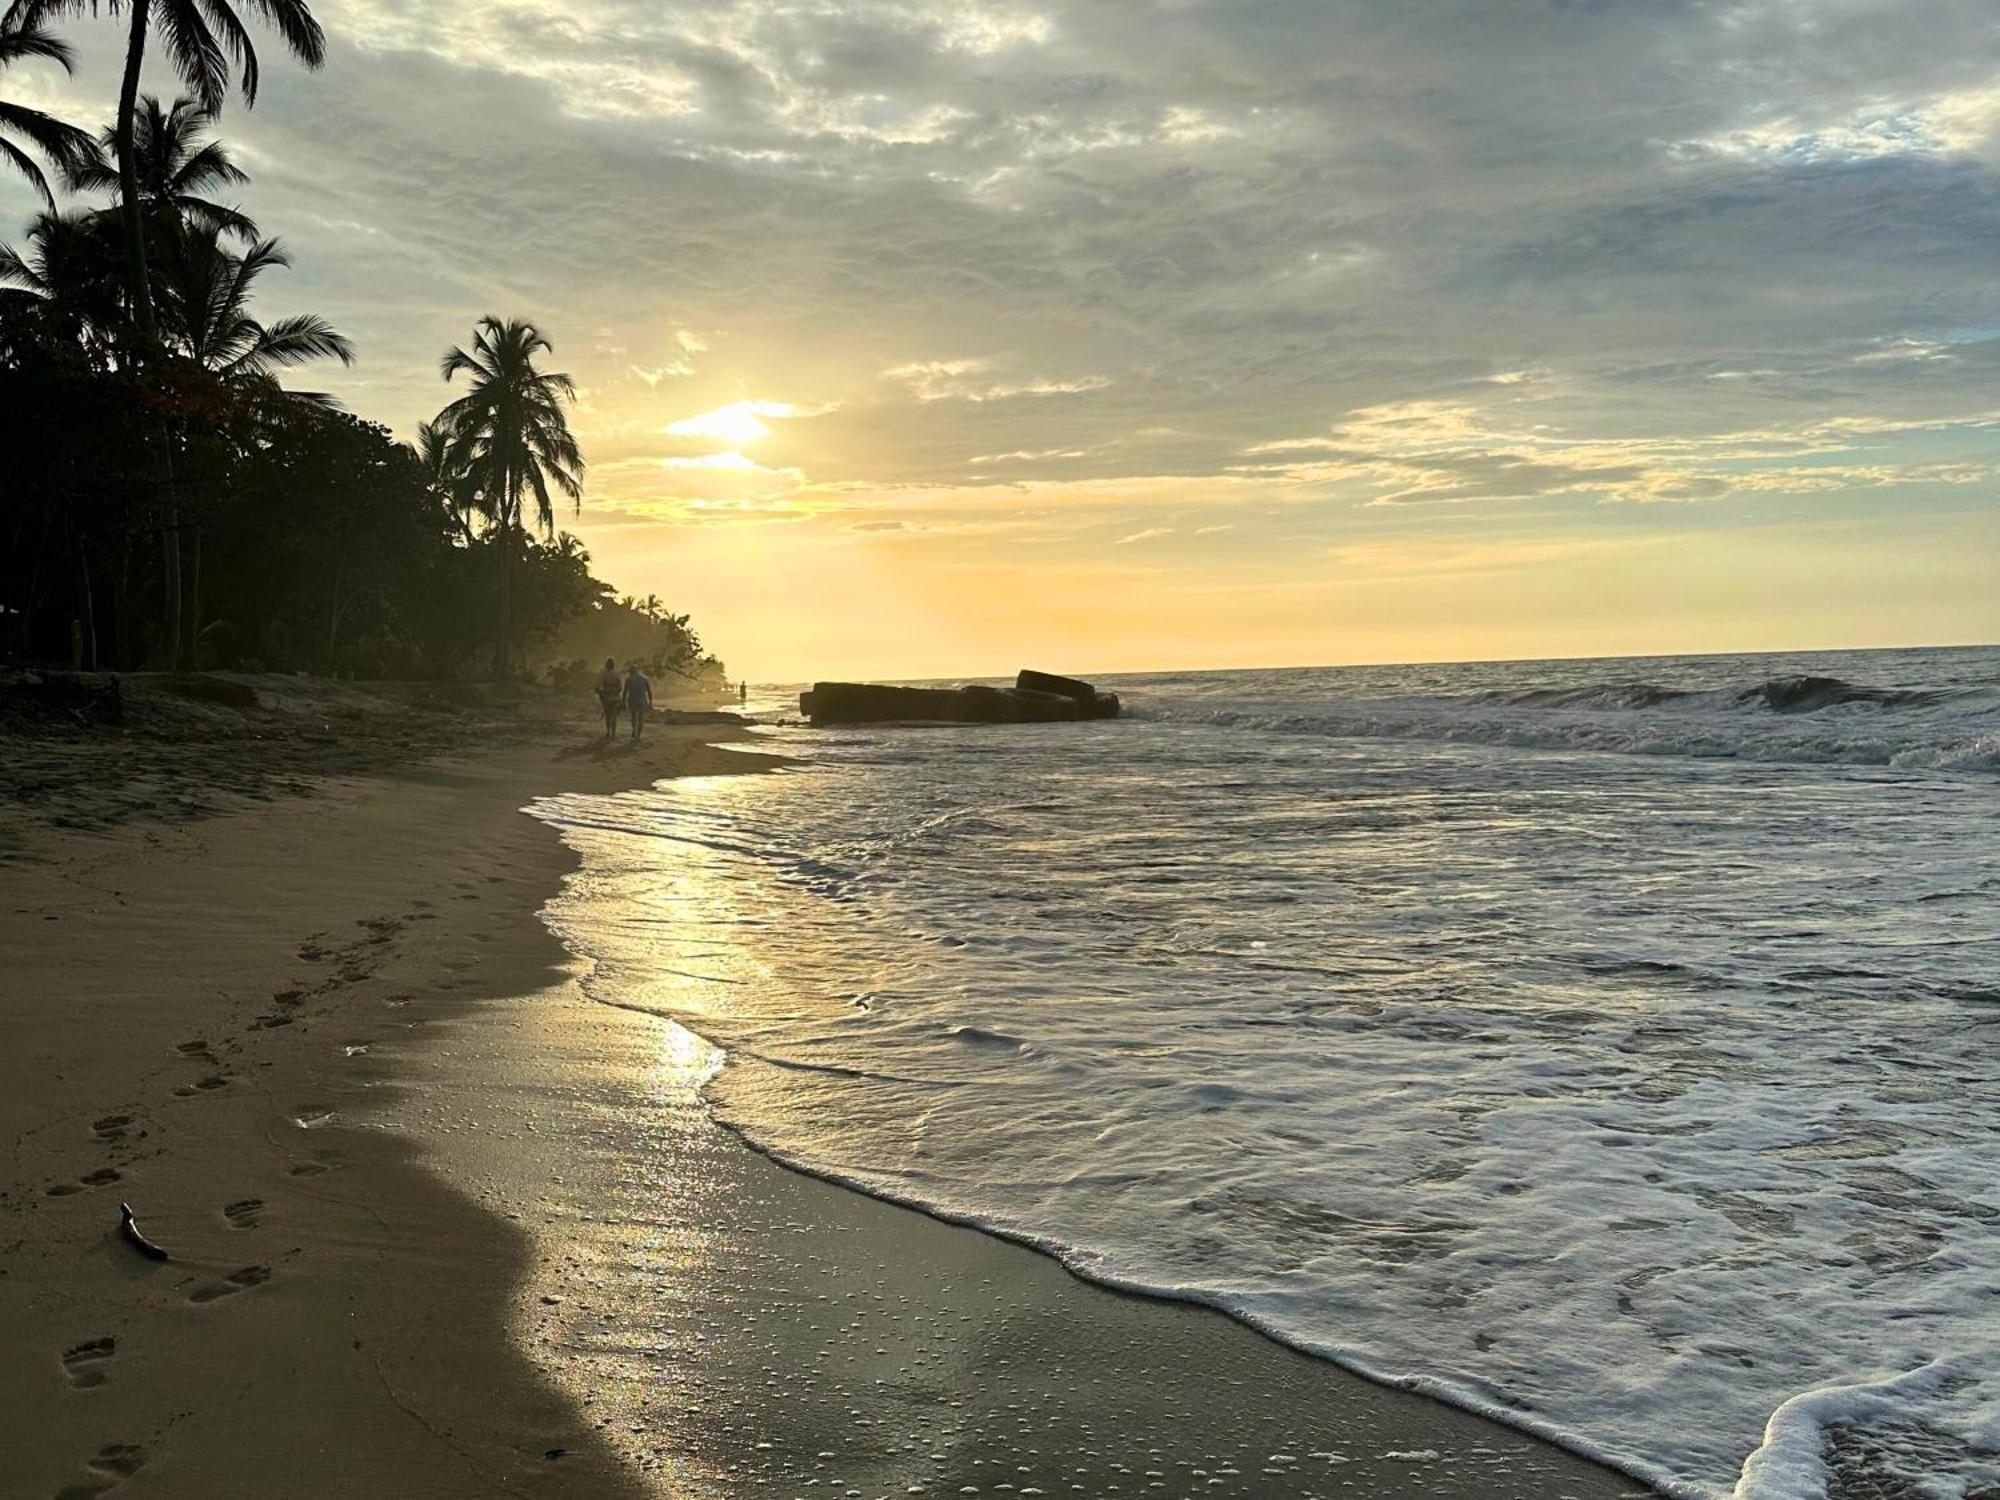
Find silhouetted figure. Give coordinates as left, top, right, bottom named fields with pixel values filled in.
left=595, top=656, right=620, bottom=740
left=624, top=664, right=652, bottom=742
left=739, top=681, right=747, bottom=706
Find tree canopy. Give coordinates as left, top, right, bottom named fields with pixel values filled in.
left=1, top=42, right=721, bottom=691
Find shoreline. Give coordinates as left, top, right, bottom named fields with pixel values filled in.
left=2, top=717, right=1655, bottom=1498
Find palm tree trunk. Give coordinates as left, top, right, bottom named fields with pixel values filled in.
left=157, top=519, right=179, bottom=667
left=494, top=521, right=514, bottom=682
left=185, top=521, right=202, bottom=670
left=325, top=561, right=342, bottom=671
left=114, top=540, right=132, bottom=670
left=76, top=541, right=98, bottom=671
left=113, top=0, right=157, bottom=340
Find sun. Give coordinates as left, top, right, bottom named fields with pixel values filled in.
left=666, top=400, right=797, bottom=446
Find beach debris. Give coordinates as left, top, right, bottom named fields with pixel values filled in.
left=801, top=669, right=1120, bottom=726
left=117, top=1202, right=170, bottom=1262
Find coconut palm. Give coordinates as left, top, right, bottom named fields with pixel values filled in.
left=0, top=207, right=126, bottom=354
left=70, top=95, right=256, bottom=240
left=414, top=415, right=478, bottom=544
left=4, top=0, right=323, bottom=339
left=151, top=223, right=350, bottom=388
left=436, top=317, right=585, bottom=676
left=0, top=20, right=92, bottom=205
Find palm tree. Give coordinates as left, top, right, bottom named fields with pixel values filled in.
left=4, top=0, right=323, bottom=340
left=436, top=317, right=585, bottom=678
left=153, top=224, right=351, bottom=388
left=0, top=20, right=92, bottom=204
left=0, top=207, right=126, bottom=355
left=414, top=415, right=477, bottom=544
left=70, top=95, right=256, bottom=240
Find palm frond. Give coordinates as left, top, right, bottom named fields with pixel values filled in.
left=175, top=135, right=248, bottom=190
left=0, top=18, right=73, bottom=68
left=154, top=0, right=229, bottom=113
left=0, top=130, right=54, bottom=205
left=236, top=0, right=323, bottom=70
left=196, top=0, right=261, bottom=104
left=1, top=0, right=106, bottom=28
left=239, top=311, right=351, bottom=368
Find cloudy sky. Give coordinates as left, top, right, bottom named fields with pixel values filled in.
left=7, top=0, right=1998, bottom=677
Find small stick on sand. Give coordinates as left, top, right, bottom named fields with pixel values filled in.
left=118, top=1202, right=170, bottom=1262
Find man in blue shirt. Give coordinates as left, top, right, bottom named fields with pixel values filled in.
left=622, top=664, right=653, bottom=742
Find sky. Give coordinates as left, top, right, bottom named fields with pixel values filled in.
left=5, top=0, right=1998, bottom=679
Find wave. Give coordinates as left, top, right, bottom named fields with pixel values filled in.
left=1125, top=672, right=1997, bottom=771
left=1738, top=675, right=1949, bottom=714
left=1453, top=674, right=1958, bottom=716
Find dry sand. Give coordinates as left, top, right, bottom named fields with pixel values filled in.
left=0, top=707, right=1656, bottom=1499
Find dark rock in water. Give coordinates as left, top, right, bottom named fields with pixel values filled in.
left=802, top=671, right=1118, bottom=726
left=806, top=682, right=982, bottom=724
left=1015, top=669, right=1098, bottom=704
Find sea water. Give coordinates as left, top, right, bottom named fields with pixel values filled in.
left=534, top=645, right=2000, bottom=1500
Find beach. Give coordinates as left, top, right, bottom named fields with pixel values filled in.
left=0, top=687, right=1651, bottom=1500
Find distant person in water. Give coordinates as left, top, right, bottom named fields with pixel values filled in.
left=595, top=656, right=621, bottom=741
left=739, top=682, right=747, bottom=706
left=624, top=664, right=653, bottom=742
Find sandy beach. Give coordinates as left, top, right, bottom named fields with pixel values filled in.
left=0, top=690, right=1653, bottom=1499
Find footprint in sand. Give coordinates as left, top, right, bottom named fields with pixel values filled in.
left=91, top=1115, right=132, bottom=1143
left=288, top=1151, right=343, bottom=1178
left=222, top=1199, right=263, bottom=1229
left=45, top=1169, right=121, bottom=1198
left=172, top=1075, right=230, bottom=1098
left=174, top=1039, right=211, bottom=1059
left=60, top=1338, right=116, bottom=1388
left=53, top=1443, right=145, bottom=1499
left=188, top=1265, right=270, bottom=1304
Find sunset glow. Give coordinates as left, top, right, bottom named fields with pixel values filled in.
left=10, top=0, right=1993, bottom=679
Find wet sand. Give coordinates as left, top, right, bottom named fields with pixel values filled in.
left=0, top=716, right=1655, bottom=1499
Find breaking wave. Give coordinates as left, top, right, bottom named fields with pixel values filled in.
left=1122, top=663, right=1997, bottom=771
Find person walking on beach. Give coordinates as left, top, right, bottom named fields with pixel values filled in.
left=623, top=663, right=653, bottom=742
left=595, top=656, right=622, bottom=741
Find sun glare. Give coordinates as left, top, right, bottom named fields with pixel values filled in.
left=666, top=400, right=796, bottom=446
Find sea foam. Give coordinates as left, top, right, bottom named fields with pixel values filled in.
left=538, top=645, right=2000, bottom=1499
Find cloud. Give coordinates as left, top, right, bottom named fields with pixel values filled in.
left=10, top=0, right=1994, bottom=664
left=882, top=359, right=1113, bottom=403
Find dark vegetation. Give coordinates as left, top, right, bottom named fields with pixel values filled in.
left=0, top=0, right=724, bottom=688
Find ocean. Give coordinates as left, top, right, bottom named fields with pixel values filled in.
left=534, top=644, right=2000, bottom=1500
